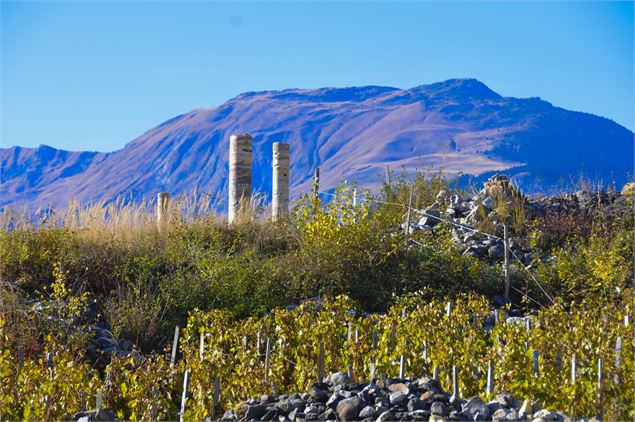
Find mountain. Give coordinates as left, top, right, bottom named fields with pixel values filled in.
left=1, top=78, right=633, bottom=211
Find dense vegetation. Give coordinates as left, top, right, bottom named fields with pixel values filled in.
left=0, top=171, right=633, bottom=420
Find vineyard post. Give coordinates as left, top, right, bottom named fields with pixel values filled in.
left=313, top=168, right=320, bottom=215
left=318, top=341, right=325, bottom=381
left=199, top=332, right=205, bottom=360
left=486, top=360, right=494, bottom=396
left=372, top=327, right=378, bottom=350
left=171, top=326, right=180, bottom=367
left=404, top=185, right=414, bottom=239
left=598, top=358, right=603, bottom=421
left=433, top=367, right=439, bottom=380
left=556, top=350, right=562, bottom=375
left=385, top=165, right=391, bottom=191
left=243, top=335, right=249, bottom=351
left=571, top=354, right=577, bottom=383
left=213, top=377, right=221, bottom=418
left=625, top=315, right=629, bottom=327
left=81, top=391, right=87, bottom=411
left=17, top=345, right=24, bottom=369
left=179, top=370, right=190, bottom=422
left=446, top=302, right=453, bottom=319
left=422, top=340, right=428, bottom=375
left=264, top=338, right=271, bottom=381
left=355, top=329, right=359, bottom=344
left=347, top=322, right=352, bottom=342
left=369, top=362, right=376, bottom=380
left=399, top=354, right=405, bottom=379
left=353, top=188, right=357, bottom=207
left=157, top=192, right=170, bottom=229
left=504, top=224, right=510, bottom=300
left=257, top=332, right=262, bottom=358
left=228, top=134, right=253, bottom=224
left=96, top=388, right=103, bottom=410
left=614, top=336, right=622, bottom=384
left=46, top=352, right=54, bottom=380
left=532, top=350, right=539, bottom=377
left=347, top=363, right=354, bottom=382
left=452, top=365, right=459, bottom=397
left=151, top=386, right=158, bottom=420
left=272, top=142, right=290, bottom=222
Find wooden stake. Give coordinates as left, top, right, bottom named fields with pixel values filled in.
left=399, top=354, right=405, bottom=379
left=446, top=302, right=453, bottom=319
left=404, top=185, right=414, bottom=239
left=171, top=326, right=180, bottom=367
left=598, top=358, right=603, bottom=421
left=614, top=336, right=622, bottom=384
left=264, top=338, right=271, bottom=381
left=452, top=365, right=459, bottom=397
left=96, top=388, right=103, bottom=410
left=151, top=386, right=158, bottom=420
left=213, top=377, right=221, bottom=415
left=317, top=341, right=325, bottom=381
left=17, top=346, right=24, bottom=369
left=571, top=354, right=577, bottom=383
left=433, top=367, right=439, bottom=380
left=504, top=224, right=510, bottom=300
left=46, top=352, right=54, bottom=380
left=180, top=370, right=190, bottom=422
left=486, top=360, right=494, bottom=396
left=199, top=332, right=205, bottom=360
left=532, top=350, right=539, bottom=377
left=313, top=168, right=320, bottom=199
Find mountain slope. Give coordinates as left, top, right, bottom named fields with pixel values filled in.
left=1, top=79, right=632, bottom=210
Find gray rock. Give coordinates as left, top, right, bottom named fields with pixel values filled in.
left=325, top=392, right=343, bottom=409
left=336, top=397, right=363, bottom=421
left=431, top=401, right=448, bottom=417
left=327, top=371, right=350, bottom=385
left=221, top=410, right=235, bottom=420
left=407, top=398, right=425, bottom=412
left=376, top=410, right=395, bottom=422
left=419, top=209, right=443, bottom=227
left=505, top=409, right=519, bottom=421
left=389, top=391, right=407, bottom=406
left=309, top=386, right=328, bottom=402
left=245, top=404, right=267, bottom=420
left=388, top=382, right=410, bottom=394
left=317, top=408, right=335, bottom=421
left=519, top=399, right=532, bottom=419
left=533, top=409, right=557, bottom=421
left=492, top=408, right=510, bottom=421
left=488, top=244, right=505, bottom=260
left=359, top=406, right=377, bottom=419
left=410, top=410, right=432, bottom=421
left=422, top=378, right=443, bottom=394
left=462, top=396, right=490, bottom=420
left=482, top=196, right=494, bottom=209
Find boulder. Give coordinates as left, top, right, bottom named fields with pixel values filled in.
left=462, top=396, right=490, bottom=420
left=335, top=397, right=363, bottom=421
left=431, top=401, right=448, bottom=417
left=327, top=371, right=350, bottom=385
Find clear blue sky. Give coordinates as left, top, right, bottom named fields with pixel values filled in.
left=1, top=1, right=633, bottom=152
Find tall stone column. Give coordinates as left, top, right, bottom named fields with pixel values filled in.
left=272, top=142, right=290, bottom=221
left=228, top=134, right=253, bottom=224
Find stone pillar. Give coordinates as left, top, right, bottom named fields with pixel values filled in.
left=157, top=192, right=170, bottom=228
left=228, top=134, right=253, bottom=224
left=272, top=142, right=290, bottom=221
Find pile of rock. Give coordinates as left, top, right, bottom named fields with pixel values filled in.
left=405, top=174, right=630, bottom=264
left=224, top=372, right=571, bottom=422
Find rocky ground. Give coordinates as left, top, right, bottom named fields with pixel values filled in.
left=220, top=371, right=582, bottom=422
